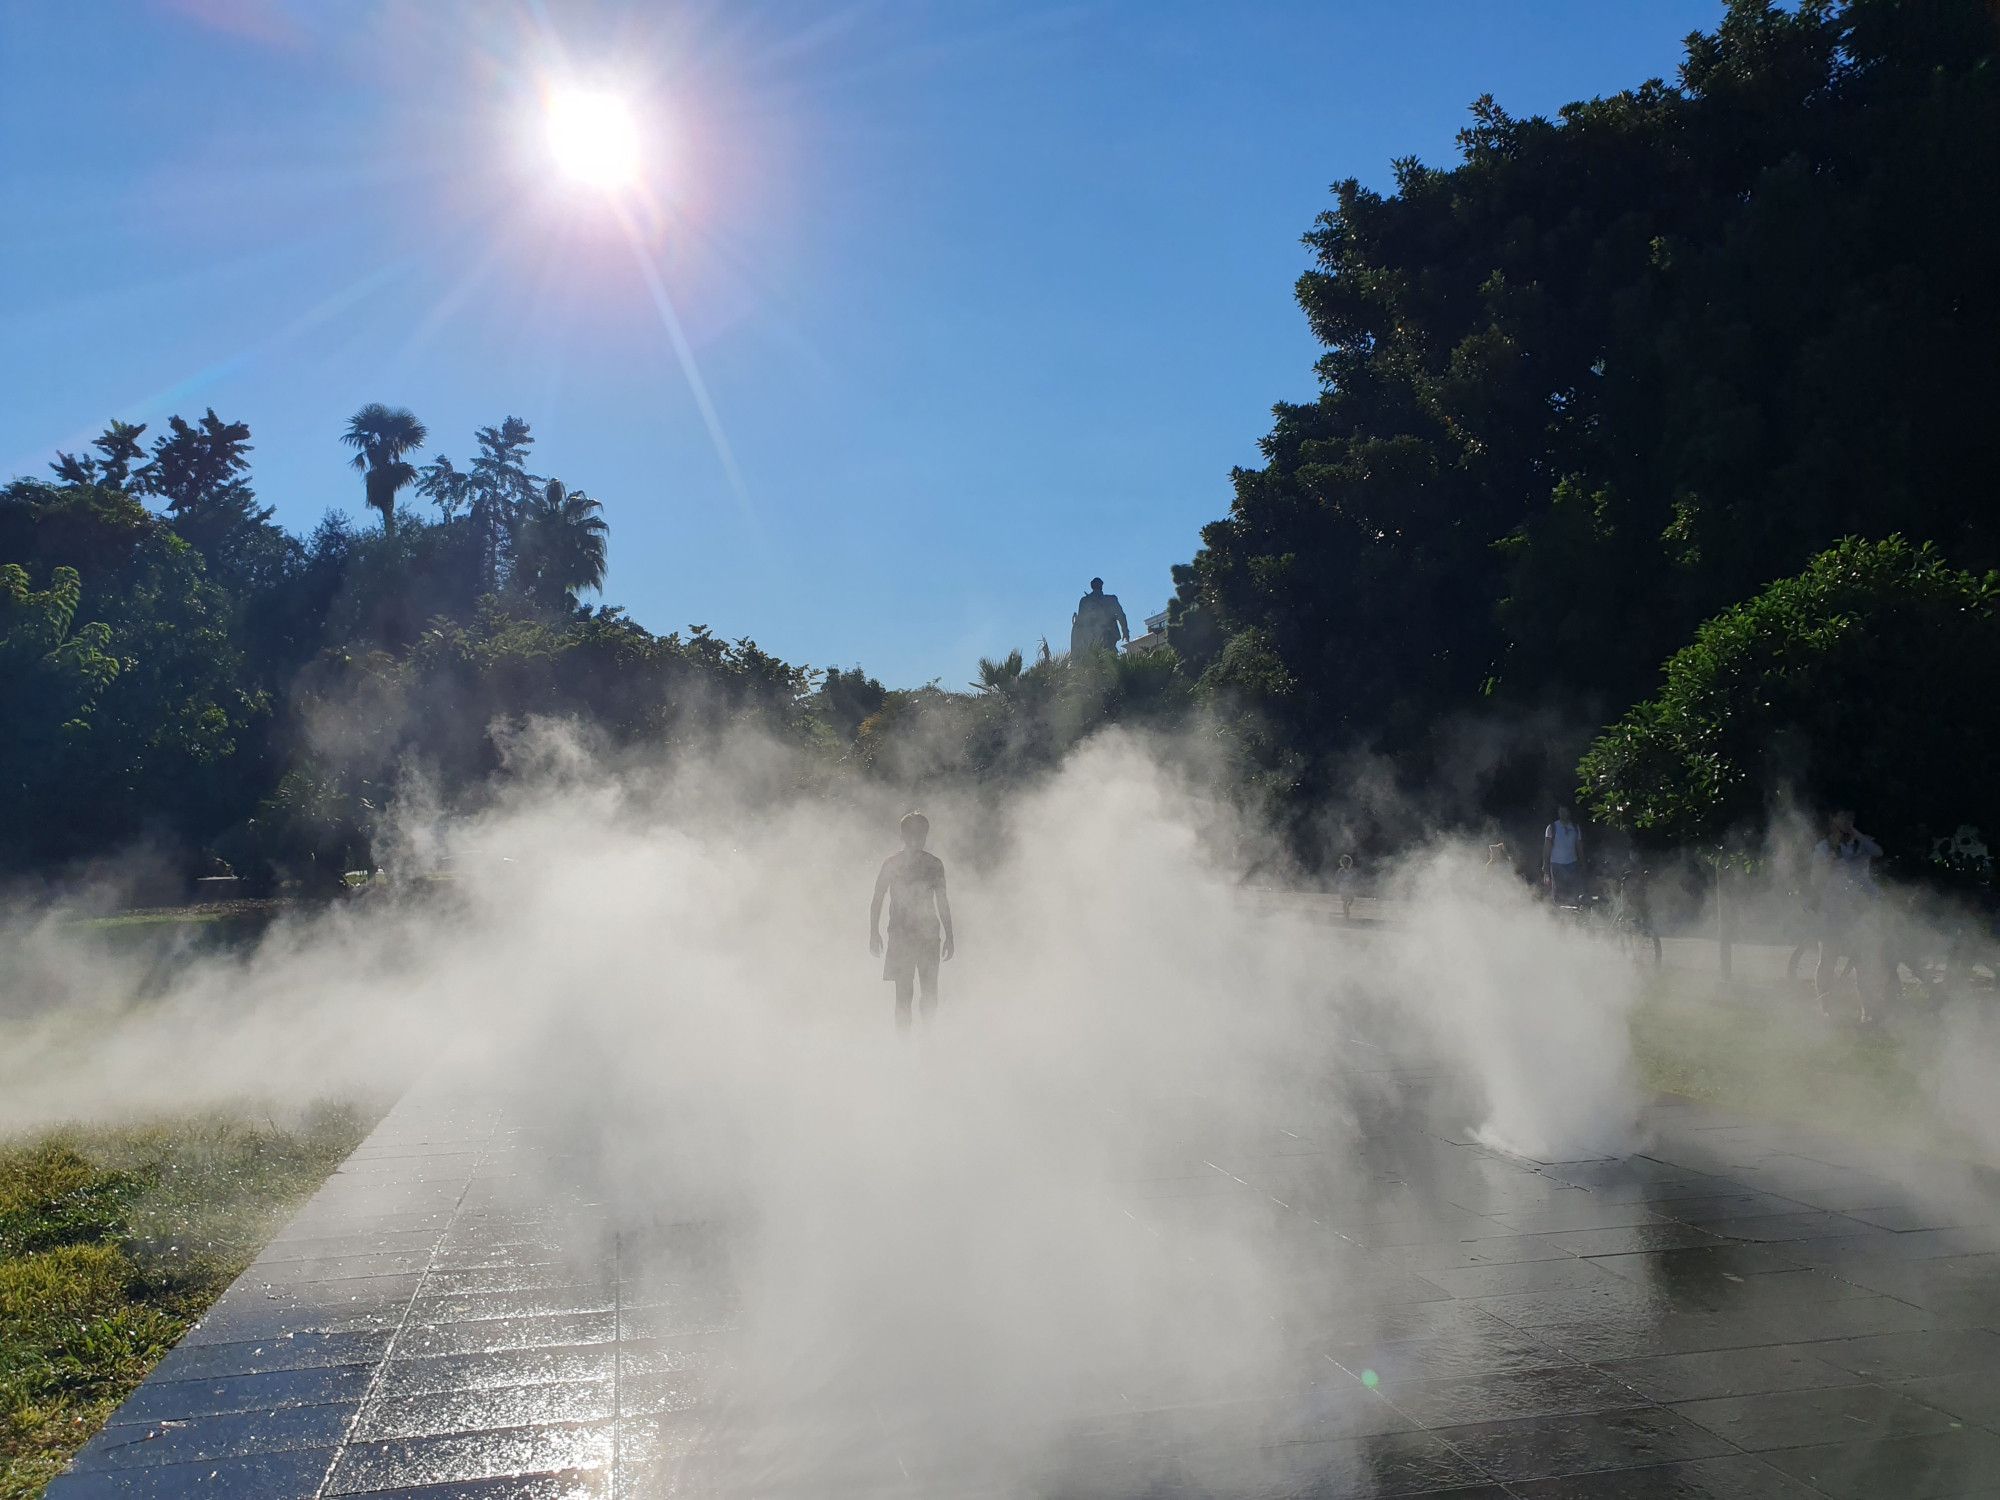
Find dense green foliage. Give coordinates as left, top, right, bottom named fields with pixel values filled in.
left=1170, top=0, right=2000, bottom=840
left=4, top=394, right=1182, bottom=886
left=0, top=1107, right=370, bottom=1499
left=0, top=413, right=817, bottom=886
left=0, top=482, right=264, bottom=870
left=854, top=645, right=1195, bottom=789
left=1579, top=538, right=2000, bottom=854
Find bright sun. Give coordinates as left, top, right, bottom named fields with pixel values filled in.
left=545, top=87, right=641, bottom=190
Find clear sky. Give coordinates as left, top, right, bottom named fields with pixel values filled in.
left=1, top=0, right=1723, bottom=688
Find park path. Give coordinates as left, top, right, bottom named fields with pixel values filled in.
left=44, top=1043, right=2000, bottom=1498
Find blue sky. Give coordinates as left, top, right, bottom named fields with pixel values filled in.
left=1, top=0, right=1723, bottom=688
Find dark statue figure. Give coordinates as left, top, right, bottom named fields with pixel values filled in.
left=1070, top=577, right=1129, bottom=657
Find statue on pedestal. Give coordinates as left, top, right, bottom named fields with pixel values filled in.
left=1069, top=577, right=1129, bottom=658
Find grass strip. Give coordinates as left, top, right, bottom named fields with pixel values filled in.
left=0, top=1105, right=371, bottom=1500
left=1629, top=970, right=1987, bottom=1158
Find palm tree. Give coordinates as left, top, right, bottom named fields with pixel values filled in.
left=341, top=404, right=428, bottom=534
left=972, top=648, right=1025, bottom=694
left=514, top=479, right=609, bottom=609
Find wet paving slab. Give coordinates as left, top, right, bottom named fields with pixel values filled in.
left=45, top=1062, right=2000, bottom=1498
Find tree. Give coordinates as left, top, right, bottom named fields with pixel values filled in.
left=815, top=666, right=888, bottom=740
left=0, top=479, right=156, bottom=587
left=511, top=479, right=608, bottom=612
left=135, top=409, right=275, bottom=561
left=419, top=416, right=538, bottom=593
left=1578, top=537, right=2000, bottom=857
left=1171, top=0, right=2000, bottom=815
left=6, top=406, right=776, bottom=879
left=51, top=420, right=147, bottom=491
left=852, top=645, right=1194, bottom=790
left=138, top=410, right=253, bottom=517
left=0, top=564, right=121, bottom=843
left=468, top=416, right=536, bottom=589
left=124, top=410, right=286, bottom=600
left=341, top=404, right=429, bottom=535
left=973, top=649, right=1024, bottom=694
left=0, top=474, right=266, bottom=870
left=415, top=454, right=472, bottom=518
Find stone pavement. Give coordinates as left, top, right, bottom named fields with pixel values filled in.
left=46, top=1051, right=2000, bottom=1499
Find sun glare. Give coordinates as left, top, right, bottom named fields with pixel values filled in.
left=546, top=87, right=641, bottom=191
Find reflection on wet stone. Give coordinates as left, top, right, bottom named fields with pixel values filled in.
left=1505, top=1453, right=1827, bottom=1497
left=1674, top=1381, right=1965, bottom=1452
left=49, top=1053, right=2000, bottom=1499
left=1595, top=1343, right=1854, bottom=1403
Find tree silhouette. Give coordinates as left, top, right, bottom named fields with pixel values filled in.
left=140, top=410, right=253, bottom=516
left=134, top=411, right=274, bottom=566
left=816, top=666, right=888, bottom=739
left=972, top=648, right=1024, bottom=694
left=415, top=454, right=471, bottom=519
left=1171, top=0, right=2000, bottom=805
left=471, top=417, right=535, bottom=591
left=52, top=420, right=148, bottom=491
left=417, top=417, right=539, bottom=593
left=342, top=404, right=429, bottom=535
left=512, top=479, right=608, bottom=611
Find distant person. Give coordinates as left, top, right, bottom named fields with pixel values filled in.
left=1543, top=805, right=1585, bottom=907
left=1812, top=809, right=1882, bottom=1020
left=870, top=811, right=955, bottom=1031
left=1333, top=854, right=1358, bottom=920
left=1070, top=577, right=1129, bottom=657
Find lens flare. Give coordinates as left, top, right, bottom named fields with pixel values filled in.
left=546, top=87, right=641, bottom=190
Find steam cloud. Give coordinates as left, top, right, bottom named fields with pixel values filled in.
left=3, top=726, right=1992, bottom=1490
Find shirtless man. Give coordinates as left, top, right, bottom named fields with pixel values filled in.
left=869, top=811, right=955, bottom=1030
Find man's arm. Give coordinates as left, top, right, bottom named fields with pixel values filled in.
left=1542, top=828, right=1554, bottom=873
left=936, top=868, right=955, bottom=961
left=1114, top=600, right=1130, bottom=641
left=869, top=861, right=888, bottom=955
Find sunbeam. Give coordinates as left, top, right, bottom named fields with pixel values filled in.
left=621, top=212, right=758, bottom=525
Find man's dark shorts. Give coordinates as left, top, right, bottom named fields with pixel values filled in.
left=883, top=927, right=940, bottom=988
left=1550, top=862, right=1584, bottom=906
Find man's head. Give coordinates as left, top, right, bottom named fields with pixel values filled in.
left=1556, top=804, right=1573, bottom=823
left=899, top=810, right=930, bottom=851
left=1830, top=808, right=1855, bottom=838
left=1089, top=577, right=1104, bottom=593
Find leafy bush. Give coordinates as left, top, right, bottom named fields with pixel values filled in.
left=1580, top=537, right=2000, bottom=854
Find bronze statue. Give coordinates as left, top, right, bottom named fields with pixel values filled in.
left=1069, top=577, right=1129, bottom=657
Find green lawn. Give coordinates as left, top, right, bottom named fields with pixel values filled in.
left=1629, top=971, right=1980, bottom=1158
left=0, top=1106, right=372, bottom=1500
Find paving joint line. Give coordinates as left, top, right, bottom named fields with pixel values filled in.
left=311, top=1104, right=503, bottom=1500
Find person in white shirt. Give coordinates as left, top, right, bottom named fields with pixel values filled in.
left=1333, top=854, right=1358, bottom=920
left=1544, top=805, right=1584, bottom=907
